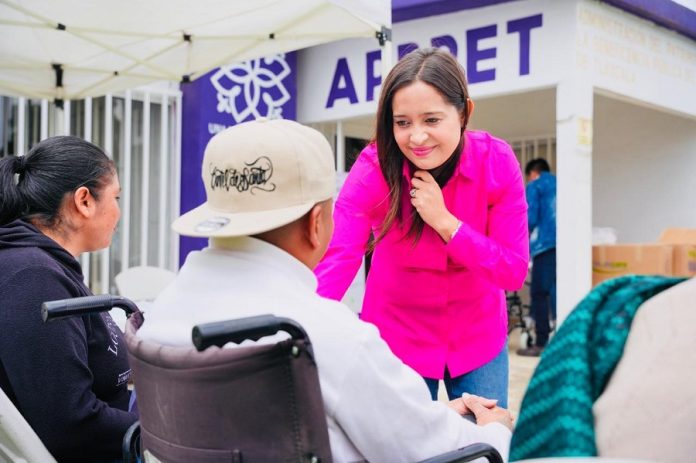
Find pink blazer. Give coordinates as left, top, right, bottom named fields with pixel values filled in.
left=316, top=131, right=529, bottom=378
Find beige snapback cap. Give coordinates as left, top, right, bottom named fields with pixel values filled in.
left=173, top=118, right=336, bottom=237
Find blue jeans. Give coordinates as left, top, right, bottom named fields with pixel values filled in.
left=531, top=248, right=556, bottom=348
left=423, top=345, right=509, bottom=408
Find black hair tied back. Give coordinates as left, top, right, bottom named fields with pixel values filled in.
left=13, top=155, right=27, bottom=185
left=14, top=155, right=26, bottom=174
left=0, top=136, right=115, bottom=228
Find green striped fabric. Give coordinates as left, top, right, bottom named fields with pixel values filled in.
left=510, top=275, right=686, bottom=461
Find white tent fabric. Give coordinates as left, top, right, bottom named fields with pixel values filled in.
left=0, top=0, right=391, bottom=100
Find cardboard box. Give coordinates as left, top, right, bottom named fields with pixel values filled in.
left=658, top=228, right=696, bottom=245
left=592, top=244, right=673, bottom=287
left=669, top=245, right=696, bottom=277
left=658, top=228, right=696, bottom=277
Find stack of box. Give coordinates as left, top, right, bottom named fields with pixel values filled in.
left=658, top=228, right=696, bottom=277
left=592, top=228, right=696, bottom=286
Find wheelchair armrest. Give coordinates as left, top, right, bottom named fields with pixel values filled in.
left=192, top=314, right=310, bottom=351
left=122, top=420, right=141, bottom=463
left=419, top=443, right=504, bottom=463
left=42, top=295, right=141, bottom=321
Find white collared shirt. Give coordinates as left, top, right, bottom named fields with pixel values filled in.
left=138, top=237, right=511, bottom=462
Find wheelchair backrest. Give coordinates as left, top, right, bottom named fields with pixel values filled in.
left=125, top=313, right=332, bottom=463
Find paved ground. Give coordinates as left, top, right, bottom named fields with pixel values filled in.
left=507, top=329, right=540, bottom=418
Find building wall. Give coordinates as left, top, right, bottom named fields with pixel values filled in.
left=298, top=0, right=573, bottom=124
left=593, top=93, right=696, bottom=242
left=469, top=88, right=556, bottom=140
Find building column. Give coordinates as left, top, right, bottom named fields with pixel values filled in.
left=555, top=79, right=593, bottom=324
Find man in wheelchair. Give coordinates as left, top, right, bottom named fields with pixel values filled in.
left=137, top=118, right=514, bottom=462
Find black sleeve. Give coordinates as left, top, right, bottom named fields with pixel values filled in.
left=0, top=266, right=137, bottom=460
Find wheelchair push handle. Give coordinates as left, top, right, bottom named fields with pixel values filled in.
left=42, top=294, right=140, bottom=322
left=192, top=314, right=309, bottom=351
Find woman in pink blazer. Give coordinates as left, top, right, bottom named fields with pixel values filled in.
left=315, top=48, right=529, bottom=406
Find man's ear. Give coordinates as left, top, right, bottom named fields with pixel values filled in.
left=305, top=204, right=324, bottom=249
left=72, top=186, right=94, bottom=219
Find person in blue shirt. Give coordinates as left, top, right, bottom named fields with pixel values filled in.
left=518, top=158, right=556, bottom=357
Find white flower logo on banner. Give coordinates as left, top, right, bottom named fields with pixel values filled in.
left=211, top=54, right=291, bottom=123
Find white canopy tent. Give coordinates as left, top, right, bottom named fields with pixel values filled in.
left=0, top=0, right=391, bottom=101
left=0, top=0, right=392, bottom=349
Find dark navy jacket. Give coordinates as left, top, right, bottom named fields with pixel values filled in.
left=0, top=220, right=136, bottom=462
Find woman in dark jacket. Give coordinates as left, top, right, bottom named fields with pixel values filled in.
left=0, top=136, right=137, bottom=462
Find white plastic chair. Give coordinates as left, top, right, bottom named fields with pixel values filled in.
left=114, top=266, right=176, bottom=302
left=111, top=266, right=176, bottom=330
left=0, top=387, right=56, bottom=463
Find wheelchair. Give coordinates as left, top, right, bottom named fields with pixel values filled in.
left=42, top=295, right=504, bottom=463
left=506, top=289, right=535, bottom=351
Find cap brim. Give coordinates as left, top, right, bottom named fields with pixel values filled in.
left=172, top=201, right=316, bottom=238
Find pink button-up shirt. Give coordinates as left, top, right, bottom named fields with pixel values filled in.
left=316, top=131, right=529, bottom=378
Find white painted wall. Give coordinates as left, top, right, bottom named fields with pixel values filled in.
left=319, top=87, right=558, bottom=144
left=469, top=88, right=556, bottom=139
left=298, top=0, right=573, bottom=123
left=593, top=93, right=696, bottom=242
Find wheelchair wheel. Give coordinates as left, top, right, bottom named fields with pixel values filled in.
left=519, top=332, right=529, bottom=350
left=519, top=331, right=535, bottom=350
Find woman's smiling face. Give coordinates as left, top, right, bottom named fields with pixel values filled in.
left=392, top=80, right=464, bottom=171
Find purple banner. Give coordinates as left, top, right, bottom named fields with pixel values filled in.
left=179, top=53, right=297, bottom=266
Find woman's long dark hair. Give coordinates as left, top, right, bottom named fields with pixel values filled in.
left=0, top=136, right=115, bottom=228
left=373, top=47, right=471, bottom=247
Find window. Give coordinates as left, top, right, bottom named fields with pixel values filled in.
left=510, top=136, right=556, bottom=175
left=0, top=87, right=181, bottom=293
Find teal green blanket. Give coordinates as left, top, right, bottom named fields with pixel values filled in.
left=510, top=275, right=686, bottom=461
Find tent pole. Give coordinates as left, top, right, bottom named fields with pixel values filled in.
left=377, top=27, right=393, bottom=92
left=336, top=120, right=345, bottom=174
